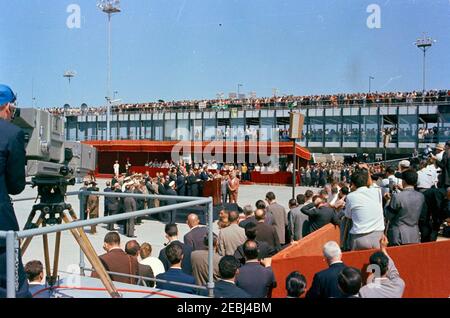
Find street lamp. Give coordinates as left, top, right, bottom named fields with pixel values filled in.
left=98, top=0, right=121, bottom=141
left=368, top=76, right=374, bottom=93
left=414, top=34, right=436, bottom=93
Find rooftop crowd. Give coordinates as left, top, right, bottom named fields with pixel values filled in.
left=25, top=141, right=450, bottom=298
left=47, top=89, right=450, bottom=116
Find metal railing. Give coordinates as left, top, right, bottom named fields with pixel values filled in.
left=2, top=190, right=215, bottom=298
left=59, top=99, right=450, bottom=117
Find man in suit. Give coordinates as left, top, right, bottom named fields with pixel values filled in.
left=125, top=240, right=155, bottom=287
left=156, top=242, right=196, bottom=295
left=78, top=180, right=90, bottom=217
left=123, top=184, right=137, bottom=238
left=191, top=234, right=221, bottom=287
left=234, top=222, right=275, bottom=266
left=288, top=196, right=309, bottom=241
left=301, top=196, right=340, bottom=234
left=306, top=241, right=347, bottom=299
left=106, top=183, right=123, bottom=231
left=164, top=181, right=178, bottom=223
left=359, top=235, right=405, bottom=298
left=236, top=240, right=277, bottom=298
left=218, top=211, right=247, bottom=256
left=255, top=199, right=274, bottom=225
left=187, top=170, right=201, bottom=197
left=86, top=181, right=100, bottom=234
left=384, top=169, right=427, bottom=245
left=158, top=224, right=192, bottom=275
left=254, top=209, right=281, bottom=252
left=238, top=205, right=256, bottom=229
left=184, top=213, right=208, bottom=251
left=228, top=171, right=240, bottom=203
left=214, top=256, right=251, bottom=298
left=176, top=170, right=186, bottom=196
left=265, top=192, right=288, bottom=245
left=103, top=181, right=114, bottom=218
left=0, top=85, right=30, bottom=298
left=92, top=232, right=139, bottom=285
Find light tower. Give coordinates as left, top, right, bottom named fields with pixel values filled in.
left=368, top=76, right=374, bottom=93
left=97, top=0, right=121, bottom=141
left=414, top=34, right=436, bottom=93
left=63, top=70, right=76, bottom=108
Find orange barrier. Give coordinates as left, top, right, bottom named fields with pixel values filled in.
left=272, top=225, right=450, bottom=298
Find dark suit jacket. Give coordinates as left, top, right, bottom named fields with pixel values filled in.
left=138, top=263, right=155, bottom=287
left=165, top=188, right=178, bottom=206
left=176, top=174, right=186, bottom=196
left=437, top=149, right=450, bottom=187
left=255, top=222, right=281, bottom=251
left=306, top=262, right=347, bottom=299
left=187, top=175, right=200, bottom=197
left=158, top=240, right=193, bottom=275
left=239, top=216, right=256, bottom=229
left=301, top=203, right=340, bottom=234
left=184, top=226, right=209, bottom=251
left=0, top=120, right=26, bottom=237
left=214, top=280, right=251, bottom=298
left=156, top=268, right=196, bottom=295
left=236, top=262, right=277, bottom=298
left=92, top=249, right=139, bottom=285
left=103, top=187, right=114, bottom=214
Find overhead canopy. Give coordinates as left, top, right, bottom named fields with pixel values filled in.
left=84, top=140, right=311, bottom=161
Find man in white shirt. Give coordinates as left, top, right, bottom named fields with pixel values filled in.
left=417, top=160, right=438, bottom=191
left=344, top=166, right=385, bottom=250
left=113, top=160, right=120, bottom=177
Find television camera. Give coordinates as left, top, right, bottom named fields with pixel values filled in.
left=9, top=109, right=119, bottom=297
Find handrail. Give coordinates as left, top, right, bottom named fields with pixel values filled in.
left=55, top=100, right=450, bottom=117
left=16, top=197, right=211, bottom=240
left=80, top=267, right=208, bottom=292
left=1, top=190, right=215, bottom=298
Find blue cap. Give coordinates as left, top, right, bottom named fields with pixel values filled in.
left=0, top=84, right=16, bottom=106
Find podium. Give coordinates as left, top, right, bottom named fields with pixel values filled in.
left=202, top=179, right=222, bottom=205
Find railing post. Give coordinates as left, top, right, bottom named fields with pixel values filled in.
left=6, top=231, right=17, bottom=298
left=79, top=191, right=86, bottom=276
left=207, top=199, right=215, bottom=298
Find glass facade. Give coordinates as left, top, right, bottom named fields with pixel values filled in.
left=64, top=103, right=448, bottom=151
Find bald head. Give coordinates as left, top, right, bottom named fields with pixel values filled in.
left=255, top=209, right=266, bottom=222
left=187, top=213, right=200, bottom=228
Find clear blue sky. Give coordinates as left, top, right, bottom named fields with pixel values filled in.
left=0, top=0, right=449, bottom=108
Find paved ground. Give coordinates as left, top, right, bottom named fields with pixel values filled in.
left=11, top=179, right=317, bottom=277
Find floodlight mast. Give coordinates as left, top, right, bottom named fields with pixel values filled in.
left=98, top=0, right=121, bottom=141
left=63, top=71, right=76, bottom=109
left=414, top=34, right=435, bottom=93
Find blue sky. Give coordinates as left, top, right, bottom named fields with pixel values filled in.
left=0, top=0, right=449, bottom=108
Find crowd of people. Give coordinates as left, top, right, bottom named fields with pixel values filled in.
left=46, top=89, right=450, bottom=116
left=24, top=140, right=450, bottom=298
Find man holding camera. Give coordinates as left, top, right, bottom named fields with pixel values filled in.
left=0, top=84, right=30, bottom=297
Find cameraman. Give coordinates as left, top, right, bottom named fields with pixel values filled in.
left=0, top=84, right=30, bottom=297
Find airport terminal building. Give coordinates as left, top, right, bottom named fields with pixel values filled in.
left=64, top=99, right=450, bottom=160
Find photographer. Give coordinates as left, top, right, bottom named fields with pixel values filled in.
left=0, top=84, right=30, bottom=297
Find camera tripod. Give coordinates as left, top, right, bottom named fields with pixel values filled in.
left=20, top=177, right=120, bottom=298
